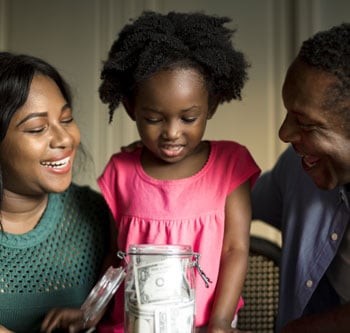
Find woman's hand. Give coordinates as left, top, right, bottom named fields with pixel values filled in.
left=40, top=308, right=94, bottom=333
left=0, top=325, right=14, bottom=333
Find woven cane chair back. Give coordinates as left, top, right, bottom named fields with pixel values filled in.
left=237, top=235, right=281, bottom=333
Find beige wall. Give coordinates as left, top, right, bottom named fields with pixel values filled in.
left=1, top=0, right=349, bottom=243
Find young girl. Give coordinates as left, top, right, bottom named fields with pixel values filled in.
left=98, top=11, right=260, bottom=333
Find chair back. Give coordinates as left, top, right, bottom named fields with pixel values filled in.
left=237, top=235, right=281, bottom=333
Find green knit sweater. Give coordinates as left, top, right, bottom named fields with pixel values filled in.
left=0, top=184, right=109, bottom=333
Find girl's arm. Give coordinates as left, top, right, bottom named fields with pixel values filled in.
left=207, top=180, right=252, bottom=333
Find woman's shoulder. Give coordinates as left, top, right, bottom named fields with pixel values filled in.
left=63, top=183, right=109, bottom=213
left=67, top=182, right=101, bottom=197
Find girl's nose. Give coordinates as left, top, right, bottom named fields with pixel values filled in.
left=278, top=113, right=301, bottom=143
left=162, top=121, right=180, bottom=140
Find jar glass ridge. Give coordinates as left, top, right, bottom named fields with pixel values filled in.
left=123, top=244, right=196, bottom=333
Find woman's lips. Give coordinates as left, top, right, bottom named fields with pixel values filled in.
left=40, top=156, right=73, bottom=174
left=40, top=156, right=71, bottom=168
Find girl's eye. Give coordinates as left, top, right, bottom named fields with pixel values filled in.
left=145, top=118, right=161, bottom=124
left=182, top=117, right=197, bottom=123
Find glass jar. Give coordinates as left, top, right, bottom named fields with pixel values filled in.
left=120, top=244, right=203, bottom=333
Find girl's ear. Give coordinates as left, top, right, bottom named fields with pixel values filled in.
left=122, top=98, right=136, bottom=121
left=207, top=100, right=219, bottom=119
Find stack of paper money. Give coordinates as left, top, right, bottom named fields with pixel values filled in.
left=125, top=254, right=195, bottom=333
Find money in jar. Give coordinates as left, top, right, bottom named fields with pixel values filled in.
left=118, top=244, right=210, bottom=333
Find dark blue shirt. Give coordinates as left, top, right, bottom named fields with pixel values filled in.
left=252, top=146, right=349, bottom=331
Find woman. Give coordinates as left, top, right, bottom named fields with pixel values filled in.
left=0, top=52, right=109, bottom=333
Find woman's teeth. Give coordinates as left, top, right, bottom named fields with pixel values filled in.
left=41, top=157, right=70, bottom=168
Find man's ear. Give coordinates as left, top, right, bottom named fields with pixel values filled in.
left=122, top=98, right=136, bottom=121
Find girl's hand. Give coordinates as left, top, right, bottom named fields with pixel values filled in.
left=40, top=308, right=93, bottom=333
left=207, top=326, right=252, bottom=333
left=0, top=325, right=14, bottom=333
left=207, top=329, right=252, bottom=333
left=196, top=323, right=252, bottom=333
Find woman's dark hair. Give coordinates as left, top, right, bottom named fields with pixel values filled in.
left=0, top=52, right=73, bottom=228
left=99, top=11, right=250, bottom=122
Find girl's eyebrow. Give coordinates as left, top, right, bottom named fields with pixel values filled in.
left=15, top=103, right=71, bottom=127
left=142, top=105, right=200, bottom=113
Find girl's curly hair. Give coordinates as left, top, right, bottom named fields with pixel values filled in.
left=99, top=11, right=250, bottom=122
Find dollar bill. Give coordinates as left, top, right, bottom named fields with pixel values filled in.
left=126, top=300, right=195, bottom=333
left=134, top=258, right=191, bottom=304
left=154, top=300, right=195, bottom=333
left=124, top=252, right=196, bottom=332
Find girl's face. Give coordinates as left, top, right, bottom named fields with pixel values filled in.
left=130, top=68, right=212, bottom=164
left=0, top=74, right=80, bottom=196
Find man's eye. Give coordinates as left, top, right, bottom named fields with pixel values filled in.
left=299, top=123, right=316, bottom=131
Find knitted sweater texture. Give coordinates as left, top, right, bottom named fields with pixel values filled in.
left=0, top=184, right=109, bottom=333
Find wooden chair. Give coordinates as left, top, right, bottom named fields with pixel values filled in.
left=236, top=235, right=281, bottom=333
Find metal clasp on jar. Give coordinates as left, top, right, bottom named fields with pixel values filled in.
left=192, top=252, right=212, bottom=288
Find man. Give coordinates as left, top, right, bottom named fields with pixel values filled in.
left=252, top=23, right=350, bottom=332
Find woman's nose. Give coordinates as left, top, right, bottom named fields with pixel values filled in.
left=50, top=125, right=74, bottom=148
left=278, top=113, right=301, bottom=143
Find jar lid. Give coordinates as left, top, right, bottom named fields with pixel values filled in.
left=127, top=244, right=193, bottom=255
left=81, top=266, right=126, bottom=323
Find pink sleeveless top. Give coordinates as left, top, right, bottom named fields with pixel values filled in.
left=97, top=140, right=260, bottom=332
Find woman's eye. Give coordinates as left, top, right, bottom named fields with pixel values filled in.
left=25, top=127, right=45, bottom=134
left=61, top=117, right=74, bottom=124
